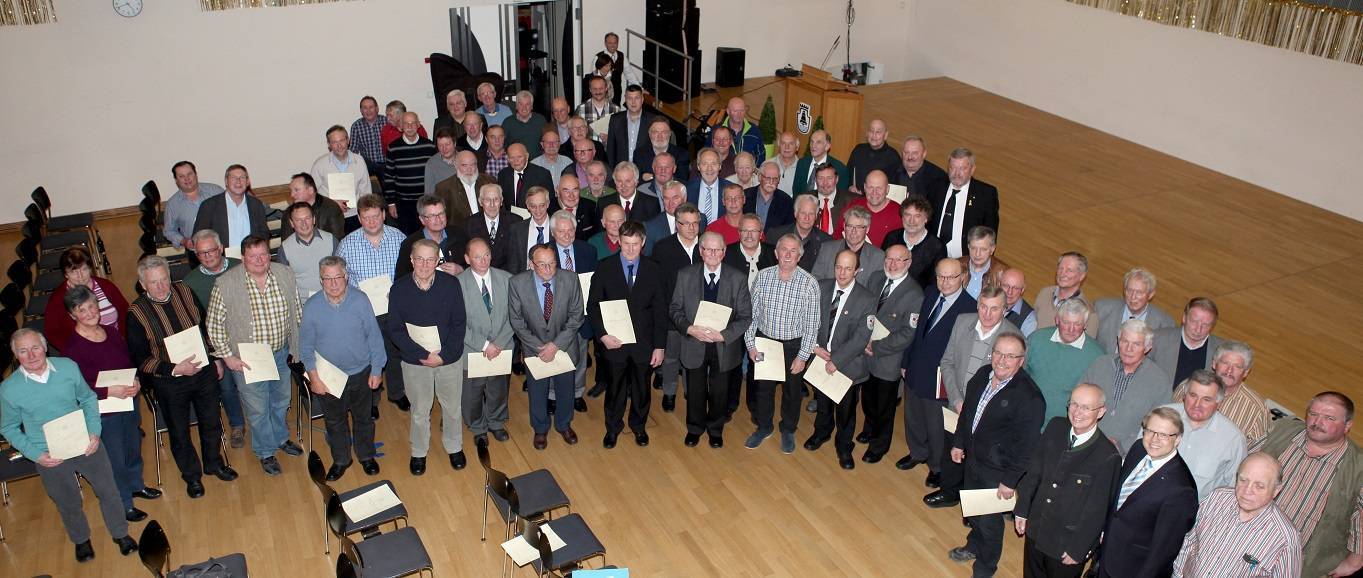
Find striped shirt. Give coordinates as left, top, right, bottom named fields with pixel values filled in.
left=337, top=225, right=405, bottom=287
left=1175, top=380, right=1269, bottom=447
left=1264, top=430, right=1363, bottom=550
left=207, top=271, right=292, bottom=356
left=1110, top=355, right=1138, bottom=403
left=744, top=265, right=821, bottom=360
left=349, top=116, right=387, bottom=164
left=1173, top=487, right=1301, bottom=577
left=384, top=136, right=438, bottom=204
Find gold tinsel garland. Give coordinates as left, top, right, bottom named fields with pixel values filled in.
left=200, top=0, right=356, bottom=10
left=1068, top=0, right=1363, bottom=64
left=0, top=0, right=56, bottom=26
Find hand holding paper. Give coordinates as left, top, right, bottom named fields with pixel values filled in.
left=237, top=343, right=280, bottom=384
left=524, top=350, right=575, bottom=380
left=752, top=337, right=786, bottom=381
left=313, top=354, right=349, bottom=398
left=42, top=410, right=90, bottom=461
left=405, top=323, right=442, bottom=353
left=327, top=173, right=357, bottom=205
left=164, top=326, right=209, bottom=371
left=694, top=302, right=732, bottom=333
left=960, top=488, right=1017, bottom=517
left=599, top=300, right=636, bottom=345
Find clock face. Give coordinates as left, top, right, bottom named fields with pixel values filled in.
left=113, top=0, right=142, bottom=18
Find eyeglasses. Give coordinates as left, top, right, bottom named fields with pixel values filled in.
left=936, top=273, right=961, bottom=280
left=411, top=256, right=439, bottom=264
left=420, top=212, right=446, bottom=220
left=991, top=350, right=1023, bottom=361
left=194, top=248, right=221, bottom=256
left=320, top=275, right=346, bottom=283
left=844, top=224, right=869, bottom=231
left=1067, top=402, right=1104, bottom=413
left=1143, top=428, right=1179, bottom=442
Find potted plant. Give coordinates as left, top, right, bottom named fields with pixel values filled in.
left=759, top=95, right=777, bottom=160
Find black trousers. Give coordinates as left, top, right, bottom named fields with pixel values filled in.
left=1023, top=538, right=1089, bottom=578
left=152, top=371, right=225, bottom=483
left=725, top=360, right=758, bottom=418
left=938, top=429, right=965, bottom=496
left=685, top=344, right=732, bottom=437
left=392, top=199, right=420, bottom=235
left=318, top=367, right=376, bottom=465
left=604, top=353, right=651, bottom=435
left=964, top=466, right=1005, bottom=578
left=376, top=314, right=405, bottom=403
left=812, top=382, right=861, bottom=456
left=751, top=334, right=804, bottom=434
left=905, top=393, right=947, bottom=471
left=861, top=375, right=900, bottom=456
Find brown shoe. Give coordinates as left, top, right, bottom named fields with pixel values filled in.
left=560, top=428, right=579, bottom=445
left=533, top=433, right=548, bottom=450
left=230, top=427, right=245, bottom=449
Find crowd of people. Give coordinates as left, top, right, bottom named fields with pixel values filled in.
left=2, top=32, right=1359, bottom=577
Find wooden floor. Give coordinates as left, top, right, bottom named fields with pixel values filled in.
left=3, top=76, right=1362, bottom=577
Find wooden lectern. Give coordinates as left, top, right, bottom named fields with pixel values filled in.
left=782, top=64, right=863, bottom=161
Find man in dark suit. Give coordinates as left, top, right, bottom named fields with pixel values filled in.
left=790, top=130, right=851, bottom=195
left=604, top=85, right=656, bottom=167
left=767, top=194, right=832, bottom=272
left=507, top=244, right=586, bottom=450
left=675, top=231, right=755, bottom=448
left=464, top=183, right=522, bottom=271
left=587, top=221, right=666, bottom=447
left=804, top=250, right=876, bottom=470
left=807, top=164, right=856, bottom=238
left=1013, top=383, right=1123, bottom=578
left=745, top=161, right=795, bottom=232
left=550, top=173, right=599, bottom=242
left=457, top=111, right=488, bottom=160
left=634, top=119, right=691, bottom=185
left=434, top=151, right=495, bottom=226
left=686, top=148, right=726, bottom=225
left=395, top=195, right=469, bottom=279
left=637, top=150, right=680, bottom=199
left=933, top=147, right=1001, bottom=259
left=549, top=210, right=598, bottom=413
left=881, top=194, right=948, bottom=290
left=597, top=162, right=661, bottom=226
left=650, top=204, right=704, bottom=411
left=890, top=135, right=950, bottom=204
left=898, top=258, right=978, bottom=482
left=1096, top=407, right=1198, bottom=578
left=193, top=164, right=268, bottom=249
left=946, top=333, right=1045, bottom=578
left=1091, top=267, right=1176, bottom=354
left=1149, top=297, right=1224, bottom=388
left=643, top=180, right=700, bottom=256
left=723, top=214, right=777, bottom=287
left=500, top=187, right=555, bottom=275
left=497, top=143, right=554, bottom=210
left=860, top=245, right=924, bottom=463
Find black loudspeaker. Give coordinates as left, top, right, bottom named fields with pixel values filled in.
left=645, top=0, right=700, bottom=103
left=715, top=47, right=745, bottom=88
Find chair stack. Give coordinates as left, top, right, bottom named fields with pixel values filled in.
left=138, top=519, right=249, bottom=577
left=136, top=180, right=192, bottom=283
left=290, top=362, right=328, bottom=453
left=308, top=451, right=434, bottom=577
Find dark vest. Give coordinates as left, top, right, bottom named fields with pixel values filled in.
left=1006, top=299, right=1034, bottom=329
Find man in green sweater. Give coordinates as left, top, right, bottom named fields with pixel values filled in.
left=1025, top=298, right=1104, bottom=424
left=180, top=229, right=245, bottom=447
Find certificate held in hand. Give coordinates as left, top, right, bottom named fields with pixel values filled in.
left=313, top=354, right=349, bottom=398
left=577, top=272, right=593, bottom=313
left=960, top=488, right=1017, bottom=517
left=693, top=302, right=732, bottom=331
left=466, top=348, right=513, bottom=378
left=237, top=342, right=280, bottom=384
left=752, top=337, right=786, bottom=381
left=358, top=276, right=392, bottom=315
left=524, top=350, right=575, bottom=380
left=164, top=326, right=209, bottom=368
left=326, top=173, right=357, bottom=206
left=405, top=323, right=442, bottom=353
left=43, top=410, right=90, bottom=460
left=598, top=300, right=636, bottom=344
left=805, top=364, right=854, bottom=404
left=95, top=368, right=137, bottom=414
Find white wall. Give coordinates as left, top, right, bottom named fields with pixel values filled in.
left=904, top=0, right=1363, bottom=222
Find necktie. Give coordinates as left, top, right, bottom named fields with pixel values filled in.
left=481, top=279, right=492, bottom=313
left=542, top=282, right=554, bottom=323
left=878, top=279, right=894, bottom=309
left=827, top=289, right=845, bottom=347
left=700, top=185, right=714, bottom=222
left=489, top=220, right=497, bottom=239
left=536, top=226, right=544, bottom=244
left=514, top=171, right=524, bottom=204
left=1070, top=434, right=1078, bottom=449
left=807, top=162, right=824, bottom=191
left=927, top=295, right=947, bottom=330
left=820, top=197, right=832, bottom=233
left=563, top=248, right=574, bottom=271
left=624, top=198, right=632, bottom=214
left=1115, top=457, right=1155, bottom=510
left=939, top=189, right=960, bottom=243
left=704, top=272, right=719, bottom=302
left=626, top=264, right=635, bottom=289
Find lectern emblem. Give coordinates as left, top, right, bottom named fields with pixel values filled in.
left=796, top=103, right=812, bottom=134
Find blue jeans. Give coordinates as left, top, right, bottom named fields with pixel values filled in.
left=218, top=371, right=245, bottom=429
left=527, top=372, right=575, bottom=434
left=101, top=397, right=145, bottom=510
left=232, top=347, right=292, bottom=459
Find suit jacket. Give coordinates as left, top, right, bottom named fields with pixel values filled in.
left=722, top=242, right=776, bottom=281
left=546, top=199, right=600, bottom=242
left=765, top=225, right=832, bottom=271
left=597, top=191, right=661, bottom=225
left=1149, top=327, right=1223, bottom=385
left=650, top=235, right=700, bottom=300
left=815, top=280, right=876, bottom=385
left=1091, top=298, right=1176, bottom=354
left=867, top=272, right=925, bottom=381
left=1100, top=444, right=1199, bottom=578
left=931, top=178, right=1001, bottom=257
left=958, top=254, right=1012, bottom=295
left=809, top=240, right=885, bottom=287
left=458, top=134, right=488, bottom=163
left=1033, top=286, right=1098, bottom=334
left=588, top=252, right=668, bottom=362
left=668, top=263, right=752, bottom=371
left=465, top=210, right=522, bottom=270
left=604, top=110, right=657, bottom=168
left=456, top=267, right=515, bottom=354
left=903, top=288, right=978, bottom=399
left=634, top=143, right=691, bottom=184
left=643, top=212, right=708, bottom=256
left=940, top=314, right=1022, bottom=408
left=501, top=217, right=554, bottom=275
left=1014, top=418, right=1123, bottom=563
left=394, top=228, right=470, bottom=279
left=790, top=155, right=851, bottom=195
left=553, top=241, right=597, bottom=339
left=743, top=186, right=795, bottom=231
left=192, top=192, right=268, bottom=248
left=497, top=164, right=554, bottom=210
left=684, top=177, right=729, bottom=223
left=507, top=269, right=585, bottom=365
left=881, top=228, right=948, bottom=290
left=953, top=366, right=1046, bottom=488
left=808, top=191, right=856, bottom=237
left=434, top=174, right=496, bottom=225
left=889, top=160, right=949, bottom=204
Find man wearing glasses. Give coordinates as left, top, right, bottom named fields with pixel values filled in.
left=394, top=195, right=468, bottom=279
left=1080, top=319, right=1173, bottom=456
left=899, top=258, right=977, bottom=474
left=810, top=207, right=884, bottom=287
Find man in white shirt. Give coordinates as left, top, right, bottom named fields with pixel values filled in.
left=310, top=125, right=372, bottom=227
left=1161, top=369, right=1246, bottom=499
left=687, top=148, right=724, bottom=224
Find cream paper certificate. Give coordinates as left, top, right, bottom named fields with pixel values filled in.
left=358, top=276, right=392, bottom=316
left=694, top=302, right=732, bottom=331
left=599, top=300, right=636, bottom=344
left=327, top=173, right=357, bottom=206
left=524, top=350, right=575, bottom=380
left=237, top=342, right=280, bottom=383
left=95, top=369, right=137, bottom=414
left=405, top=323, right=442, bottom=353
left=960, top=488, right=1017, bottom=517
left=43, top=410, right=89, bottom=460
left=805, top=364, right=854, bottom=404
left=164, top=326, right=209, bottom=367
left=313, top=353, right=349, bottom=398
left=753, top=337, right=786, bottom=381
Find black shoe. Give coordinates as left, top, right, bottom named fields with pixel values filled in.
left=652, top=375, right=663, bottom=390
left=862, top=451, right=884, bottom=464
left=186, top=481, right=205, bottom=499
left=925, top=472, right=942, bottom=488
left=491, top=429, right=510, bottom=442
left=279, top=440, right=304, bottom=457
left=684, top=433, right=701, bottom=447
left=326, top=462, right=350, bottom=481
left=125, top=507, right=148, bottom=522
left=208, top=466, right=239, bottom=482
left=587, top=383, right=606, bottom=398
left=475, top=434, right=489, bottom=447
left=661, top=395, right=676, bottom=412
left=547, top=403, right=556, bottom=415
left=603, top=432, right=618, bottom=449
left=709, top=436, right=724, bottom=449
left=260, top=457, right=282, bottom=476
left=924, top=490, right=960, bottom=508
left=132, top=487, right=162, bottom=500
left=895, top=455, right=927, bottom=470
left=449, top=451, right=467, bottom=470
left=75, top=540, right=95, bottom=562
left=361, top=459, right=380, bottom=475
left=635, top=432, right=650, bottom=447
left=513, top=362, right=526, bottom=376
left=839, top=454, right=855, bottom=470
left=371, top=405, right=380, bottom=420
left=803, top=436, right=828, bottom=451
left=393, top=396, right=411, bottom=411
left=574, top=398, right=588, bottom=413
left=855, top=431, right=872, bottom=444
left=115, top=535, right=138, bottom=556
left=409, top=457, right=426, bottom=476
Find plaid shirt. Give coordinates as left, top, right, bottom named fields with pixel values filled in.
left=485, top=150, right=510, bottom=176
left=336, top=225, right=405, bottom=286
left=349, top=116, right=387, bottom=164
left=575, top=100, right=620, bottom=126
left=744, top=265, right=821, bottom=360
left=207, top=271, right=292, bottom=355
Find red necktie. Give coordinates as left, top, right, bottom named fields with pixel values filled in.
left=820, top=197, right=832, bottom=233
left=624, top=198, right=632, bottom=213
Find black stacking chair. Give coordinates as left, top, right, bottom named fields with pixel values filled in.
left=308, top=451, right=409, bottom=555
left=31, top=186, right=95, bottom=233
left=138, top=519, right=249, bottom=578
left=0, top=446, right=39, bottom=542
left=525, top=517, right=607, bottom=578
left=329, top=502, right=432, bottom=577
left=477, top=443, right=570, bottom=542
left=292, top=363, right=327, bottom=452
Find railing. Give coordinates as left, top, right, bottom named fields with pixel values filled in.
left=624, top=28, right=696, bottom=133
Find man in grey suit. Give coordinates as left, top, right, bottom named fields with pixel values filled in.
left=1091, top=267, right=1175, bottom=354
left=456, top=238, right=515, bottom=446
left=767, top=193, right=832, bottom=271
left=1149, top=297, right=1223, bottom=388
left=804, top=250, right=876, bottom=470
left=860, top=245, right=924, bottom=463
left=1080, top=318, right=1173, bottom=455
left=670, top=232, right=753, bottom=448
left=508, top=243, right=586, bottom=450
left=809, top=206, right=884, bottom=286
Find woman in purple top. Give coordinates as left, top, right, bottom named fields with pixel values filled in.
left=61, top=285, right=160, bottom=521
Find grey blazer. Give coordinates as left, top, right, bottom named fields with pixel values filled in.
left=1080, top=355, right=1173, bottom=455
left=1149, top=326, right=1223, bottom=385
left=507, top=269, right=584, bottom=365
left=667, top=263, right=753, bottom=371
left=1091, top=297, right=1176, bottom=354
left=809, top=239, right=885, bottom=287
left=456, top=267, right=515, bottom=355
left=866, top=272, right=925, bottom=381
left=939, top=313, right=1022, bottom=408
left=814, top=279, right=876, bottom=385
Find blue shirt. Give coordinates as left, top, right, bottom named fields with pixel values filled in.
left=478, top=103, right=515, bottom=127
left=224, top=192, right=253, bottom=248
left=966, top=260, right=992, bottom=299
left=1009, top=300, right=1038, bottom=336
left=337, top=225, right=407, bottom=286
left=618, top=254, right=640, bottom=285
left=162, top=183, right=225, bottom=246
left=300, top=289, right=387, bottom=377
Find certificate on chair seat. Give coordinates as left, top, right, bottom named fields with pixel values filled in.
left=599, top=300, right=636, bottom=344
left=886, top=183, right=908, bottom=204
left=524, top=350, right=575, bottom=380
left=358, top=276, right=392, bottom=315
left=694, top=302, right=732, bottom=331
left=341, top=483, right=402, bottom=522
left=942, top=407, right=960, bottom=434
left=466, top=344, right=513, bottom=379
left=43, top=409, right=89, bottom=460
left=326, top=173, right=357, bottom=206
left=95, top=369, right=137, bottom=414
left=869, top=317, right=890, bottom=341
left=578, top=272, right=593, bottom=313
left=313, top=354, right=349, bottom=398
left=959, top=488, right=1017, bottom=517
left=752, top=337, right=786, bottom=381
left=405, top=323, right=441, bottom=353
left=501, top=525, right=567, bottom=566
left=237, top=342, right=280, bottom=383
left=164, top=326, right=209, bottom=368
left=804, top=364, right=854, bottom=404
